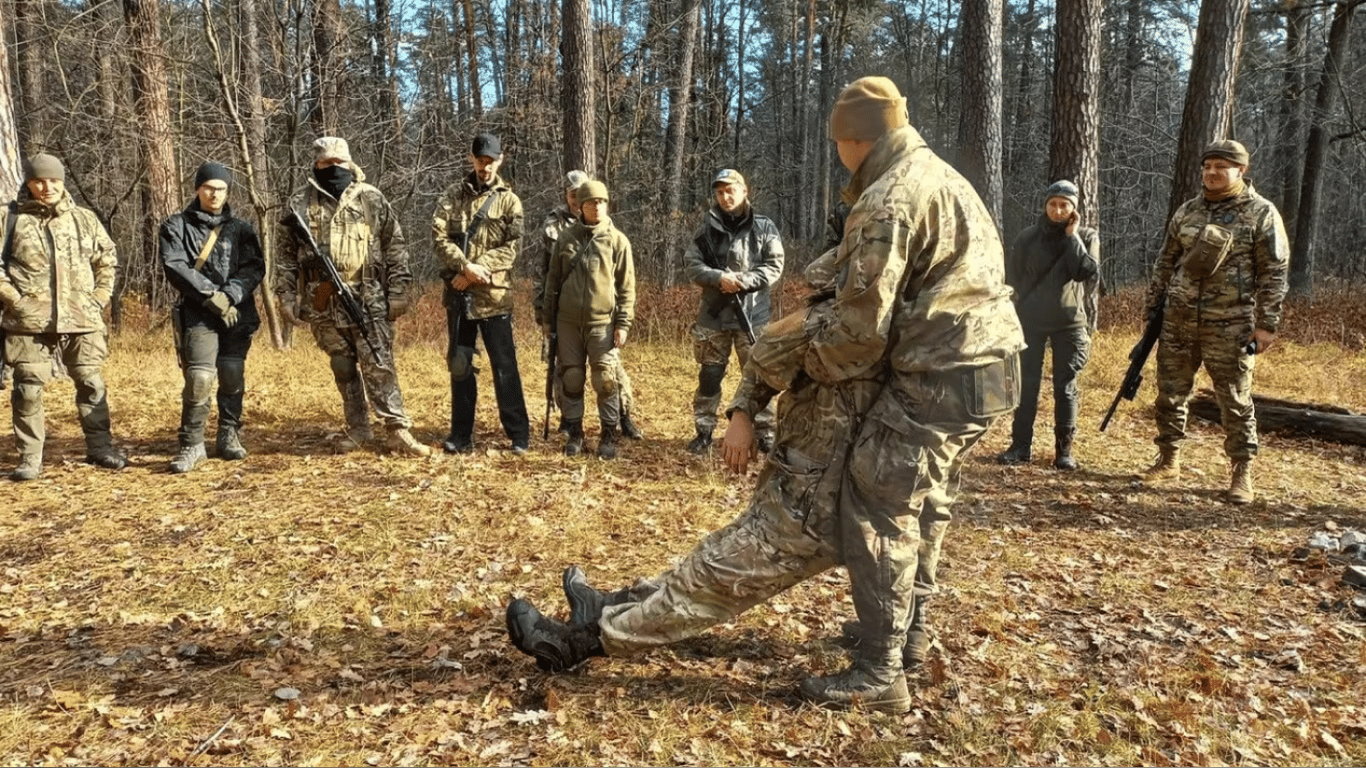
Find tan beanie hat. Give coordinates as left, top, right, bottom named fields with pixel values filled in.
left=830, top=77, right=908, bottom=141
left=576, top=180, right=609, bottom=204
left=1202, top=139, right=1250, bottom=167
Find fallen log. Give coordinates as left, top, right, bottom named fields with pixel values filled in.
left=1190, top=390, right=1366, bottom=445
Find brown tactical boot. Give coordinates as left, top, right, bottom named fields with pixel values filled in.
left=1227, top=459, right=1254, bottom=505
left=1137, top=447, right=1180, bottom=482
left=799, top=665, right=912, bottom=714
left=389, top=428, right=432, bottom=457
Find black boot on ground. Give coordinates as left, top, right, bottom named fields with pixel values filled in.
left=620, top=411, right=644, bottom=440
left=563, top=420, right=584, bottom=456
left=505, top=598, right=605, bottom=672
left=687, top=428, right=713, bottom=455
left=597, top=423, right=619, bottom=459
left=1053, top=426, right=1078, bottom=471
left=562, top=566, right=640, bottom=626
left=997, top=443, right=1031, bottom=465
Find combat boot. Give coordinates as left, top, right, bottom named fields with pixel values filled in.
left=216, top=427, right=247, bottom=461
left=1227, top=459, right=1254, bottom=505
left=1053, top=427, right=1078, bottom=471
left=1137, top=447, right=1180, bottom=482
left=169, top=443, right=207, bottom=474
left=839, top=599, right=930, bottom=669
left=563, top=420, right=584, bottom=456
left=620, top=411, right=644, bottom=440
left=85, top=446, right=128, bottom=470
left=799, top=665, right=911, bottom=714
left=390, top=428, right=432, bottom=457
left=597, top=423, right=619, bottom=459
left=687, top=428, right=713, bottom=455
left=11, top=454, right=41, bottom=482
left=562, top=566, right=643, bottom=626
left=506, top=598, right=606, bottom=672
left=997, top=443, right=1031, bottom=464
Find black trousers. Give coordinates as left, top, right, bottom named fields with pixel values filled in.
left=449, top=312, right=530, bottom=444
left=1010, top=325, right=1090, bottom=446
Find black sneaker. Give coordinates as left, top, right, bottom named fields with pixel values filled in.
left=442, top=434, right=474, bottom=454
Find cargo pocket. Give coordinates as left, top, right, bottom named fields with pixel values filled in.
left=965, top=354, right=1020, bottom=419
left=1185, top=224, right=1234, bottom=277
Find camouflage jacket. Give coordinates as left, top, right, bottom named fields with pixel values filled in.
left=1146, top=183, right=1289, bottom=332
left=802, top=125, right=1023, bottom=384
left=530, top=206, right=575, bottom=326
left=544, top=215, right=635, bottom=332
left=682, top=205, right=785, bottom=331
left=160, top=200, right=264, bottom=332
left=431, top=172, right=524, bottom=320
left=1005, top=216, right=1099, bottom=335
left=0, top=190, right=117, bottom=334
left=276, top=174, right=411, bottom=329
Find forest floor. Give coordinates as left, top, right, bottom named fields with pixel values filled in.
left=2, top=282, right=1365, bottom=767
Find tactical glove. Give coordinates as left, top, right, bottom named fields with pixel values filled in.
left=204, top=291, right=232, bottom=318
left=220, top=306, right=240, bottom=328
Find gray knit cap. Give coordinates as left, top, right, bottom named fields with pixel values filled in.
left=1044, top=179, right=1079, bottom=207
left=24, top=153, right=66, bottom=182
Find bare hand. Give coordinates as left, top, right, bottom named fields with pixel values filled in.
left=450, top=274, right=474, bottom=291
left=719, top=274, right=742, bottom=294
left=613, top=327, right=628, bottom=349
left=722, top=412, right=758, bottom=474
left=464, top=263, right=493, bottom=285
left=1251, top=328, right=1276, bottom=354
left=1065, top=212, right=1079, bottom=237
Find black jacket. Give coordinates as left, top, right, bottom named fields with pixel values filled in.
left=1005, top=215, right=1099, bottom=335
left=160, top=200, right=265, bottom=331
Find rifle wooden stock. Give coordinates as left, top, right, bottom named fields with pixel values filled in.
left=281, top=209, right=384, bottom=366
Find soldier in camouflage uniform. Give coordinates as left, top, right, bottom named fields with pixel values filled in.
left=431, top=134, right=530, bottom=454
left=1138, top=140, right=1288, bottom=505
left=681, top=168, right=784, bottom=455
left=530, top=172, right=642, bottom=440
left=505, top=77, right=1023, bottom=714
left=0, top=154, right=128, bottom=481
left=275, top=137, right=430, bottom=457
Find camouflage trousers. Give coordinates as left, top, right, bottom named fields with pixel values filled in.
left=310, top=315, right=413, bottom=432
left=600, top=360, right=1011, bottom=675
left=691, top=324, right=774, bottom=437
left=5, top=331, right=115, bottom=458
left=1153, top=315, right=1257, bottom=459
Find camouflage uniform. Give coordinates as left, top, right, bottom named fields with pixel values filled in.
left=532, top=206, right=636, bottom=423
left=682, top=205, right=784, bottom=441
left=597, top=126, right=1024, bottom=679
left=276, top=167, right=416, bottom=438
left=0, top=188, right=121, bottom=468
left=1146, top=183, right=1288, bottom=460
left=431, top=172, right=530, bottom=448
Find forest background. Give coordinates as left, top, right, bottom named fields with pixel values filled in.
left=2, top=0, right=1364, bottom=344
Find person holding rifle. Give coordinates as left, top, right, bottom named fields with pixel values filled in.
left=275, top=137, right=429, bottom=457
left=1137, top=140, right=1288, bottom=505
left=681, top=169, right=784, bottom=455
left=542, top=180, right=634, bottom=459
left=997, top=180, right=1099, bottom=470
left=432, top=133, right=530, bottom=455
left=159, top=162, right=265, bottom=473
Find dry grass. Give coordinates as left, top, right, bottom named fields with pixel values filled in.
left=2, top=280, right=1366, bottom=766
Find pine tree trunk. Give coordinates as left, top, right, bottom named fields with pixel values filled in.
left=122, top=0, right=179, bottom=322
left=1274, top=0, right=1309, bottom=236
left=311, top=0, right=342, bottom=134
left=956, top=0, right=1003, bottom=230
left=462, top=0, right=483, bottom=117
left=0, top=0, right=22, bottom=199
left=1050, top=0, right=1102, bottom=224
left=1165, top=0, right=1250, bottom=220
left=561, top=0, right=596, bottom=176
left=1290, top=0, right=1362, bottom=298
left=14, top=0, right=47, bottom=152
left=664, top=0, right=701, bottom=216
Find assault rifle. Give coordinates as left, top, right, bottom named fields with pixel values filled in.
left=281, top=209, right=384, bottom=366
left=1100, top=294, right=1165, bottom=432
left=443, top=191, right=501, bottom=358
left=695, top=233, right=758, bottom=344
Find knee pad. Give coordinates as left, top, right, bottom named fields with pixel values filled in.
left=562, top=365, right=587, bottom=397
left=69, top=365, right=106, bottom=397
left=217, top=358, right=246, bottom=394
left=448, top=345, right=478, bottom=380
left=185, top=366, right=216, bottom=401
left=592, top=365, right=618, bottom=395
left=12, top=362, right=48, bottom=389
left=698, top=363, right=727, bottom=397
left=329, top=354, right=358, bottom=383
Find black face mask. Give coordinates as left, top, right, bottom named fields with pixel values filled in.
left=313, top=165, right=355, bottom=199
